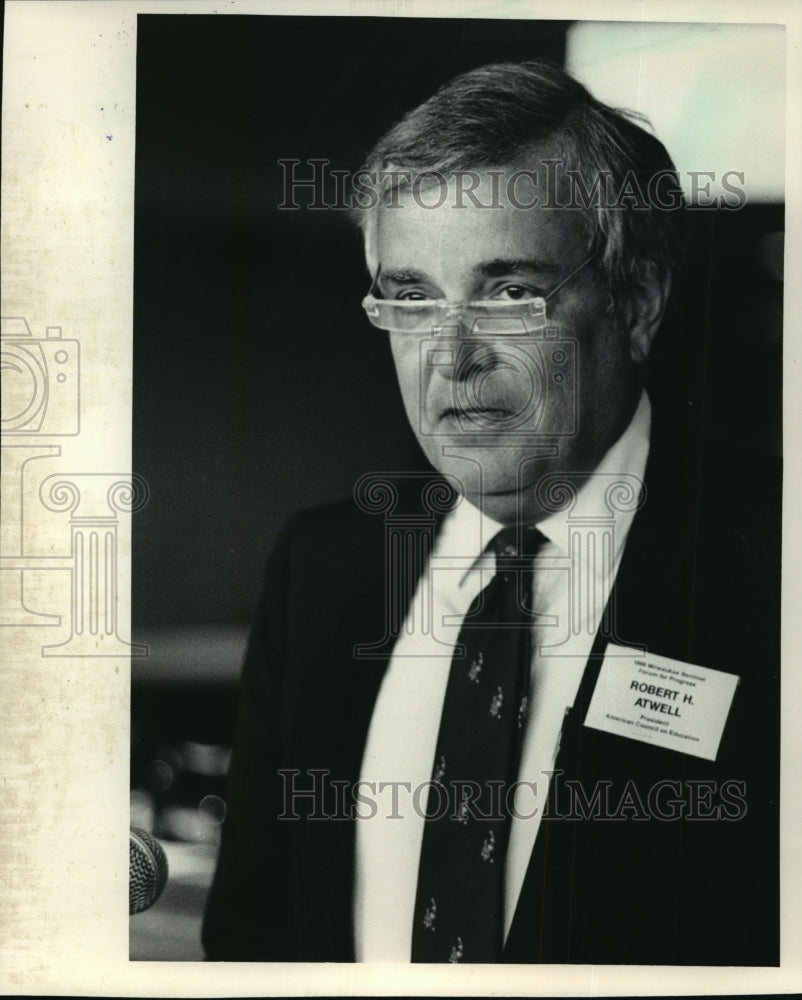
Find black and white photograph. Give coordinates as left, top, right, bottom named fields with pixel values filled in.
left=132, top=9, right=785, bottom=967
left=2, top=1, right=801, bottom=995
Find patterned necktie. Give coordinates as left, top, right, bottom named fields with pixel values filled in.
left=411, top=524, right=546, bottom=964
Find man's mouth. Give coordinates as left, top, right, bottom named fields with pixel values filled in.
left=440, top=405, right=514, bottom=423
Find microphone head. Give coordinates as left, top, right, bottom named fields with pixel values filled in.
left=129, top=827, right=169, bottom=914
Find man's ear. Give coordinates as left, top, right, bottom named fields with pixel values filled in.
left=626, top=263, right=672, bottom=364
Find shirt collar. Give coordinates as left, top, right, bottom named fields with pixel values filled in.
left=536, top=389, right=651, bottom=561
left=440, top=390, right=651, bottom=587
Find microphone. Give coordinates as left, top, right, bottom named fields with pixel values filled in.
left=129, top=827, right=169, bottom=914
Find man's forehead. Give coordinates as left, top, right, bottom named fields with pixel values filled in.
left=372, top=172, right=578, bottom=278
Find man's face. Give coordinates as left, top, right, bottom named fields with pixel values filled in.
left=374, top=163, right=645, bottom=525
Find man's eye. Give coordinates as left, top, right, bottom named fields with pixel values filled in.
left=492, top=284, right=541, bottom=302
left=396, top=290, right=433, bottom=301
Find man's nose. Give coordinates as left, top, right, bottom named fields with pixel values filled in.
left=430, top=337, right=508, bottom=384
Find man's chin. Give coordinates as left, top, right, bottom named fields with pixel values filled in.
left=459, top=485, right=539, bottom=526
left=424, top=440, right=557, bottom=483
left=421, top=445, right=560, bottom=525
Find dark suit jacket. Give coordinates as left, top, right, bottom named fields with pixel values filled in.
left=202, top=414, right=781, bottom=964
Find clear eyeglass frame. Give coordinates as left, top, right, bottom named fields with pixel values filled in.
left=361, top=253, right=597, bottom=336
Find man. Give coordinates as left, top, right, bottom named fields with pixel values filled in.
left=202, top=61, right=780, bottom=965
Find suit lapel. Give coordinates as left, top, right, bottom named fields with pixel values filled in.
left=290, top=475, right=456, bottom=960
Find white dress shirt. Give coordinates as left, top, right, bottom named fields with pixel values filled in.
left=353, top=392, right=651, bottom=961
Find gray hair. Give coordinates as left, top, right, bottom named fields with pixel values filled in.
left=353, top=60, right=686, bottom=300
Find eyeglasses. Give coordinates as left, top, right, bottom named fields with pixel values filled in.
left=361, top=254, right=596, bottom=335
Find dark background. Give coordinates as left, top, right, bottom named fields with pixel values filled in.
left=129, top=14, right=783, bottom=958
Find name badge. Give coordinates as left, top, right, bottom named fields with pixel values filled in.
left=583, top=644, right=739, bottom=761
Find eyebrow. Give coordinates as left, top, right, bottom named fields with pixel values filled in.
left=379, top=258, right=562, bottom=288
left=478, top=257, right=562, bottom=279
left=380, top=268, right=429, bottom=286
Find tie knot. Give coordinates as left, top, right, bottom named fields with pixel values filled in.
left=487, top=525, right=546, bottom=560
